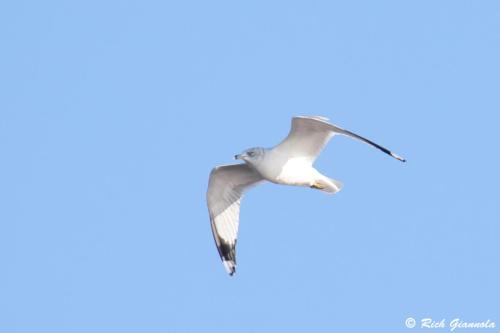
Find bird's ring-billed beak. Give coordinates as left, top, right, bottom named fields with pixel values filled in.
left=234, top=153, right=248, bottom=160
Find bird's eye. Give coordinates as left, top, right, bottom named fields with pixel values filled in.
left=247, top=151, right=255, bottom=157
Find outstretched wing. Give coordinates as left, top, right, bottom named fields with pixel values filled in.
left=273, top=116, right=335, bottom=163
left=207, top=164, right=264, bottom=275
left=274, top=116, right=406, bottom=163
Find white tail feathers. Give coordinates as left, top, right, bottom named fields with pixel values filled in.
left=311, top=177, right=343, bottom=194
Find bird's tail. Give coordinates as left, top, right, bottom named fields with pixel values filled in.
left=311, top=176, right=343, bottom=194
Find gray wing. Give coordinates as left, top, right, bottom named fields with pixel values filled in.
left=274, top=116, right=406, bottom=163
left=207, top=163, right=264, bottom=276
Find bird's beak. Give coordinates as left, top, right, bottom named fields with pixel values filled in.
left=234, top=153, right=245, bottom=160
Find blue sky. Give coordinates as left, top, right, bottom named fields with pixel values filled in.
left=1, top=1, right=499, bottom=332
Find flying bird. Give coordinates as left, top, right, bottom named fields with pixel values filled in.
left=207, top=116, right=405, bottom=275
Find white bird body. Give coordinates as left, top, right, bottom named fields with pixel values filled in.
left=272, top=155, right=316, bottom=186
left=252, top=151, right=333, bottom=192
left=207, top=116, right=405, bottom=275
left=252, top=151, right=310, bottom=185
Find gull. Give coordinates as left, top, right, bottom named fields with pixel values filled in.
left=207, top=116, right=405, bottom=275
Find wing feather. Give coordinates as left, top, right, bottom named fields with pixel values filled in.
left=273, top=116, right=406, bottom=163
left=273, top=116, right=334, bottom=163
left=207, top=164, right=263, bottom=275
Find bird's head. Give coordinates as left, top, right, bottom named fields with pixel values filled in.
left=234, top=147, right=265, bottom=165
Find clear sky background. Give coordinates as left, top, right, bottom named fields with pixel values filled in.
left=1, top=1, right=499, bottom=332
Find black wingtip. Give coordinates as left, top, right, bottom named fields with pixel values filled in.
left=222, top=258, right=236, bottom=276
left=340, top=128, right=406, bottom=163
left=227, top=265, right=236, bottom=276
left=390, top=152, right=406, bottom=163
